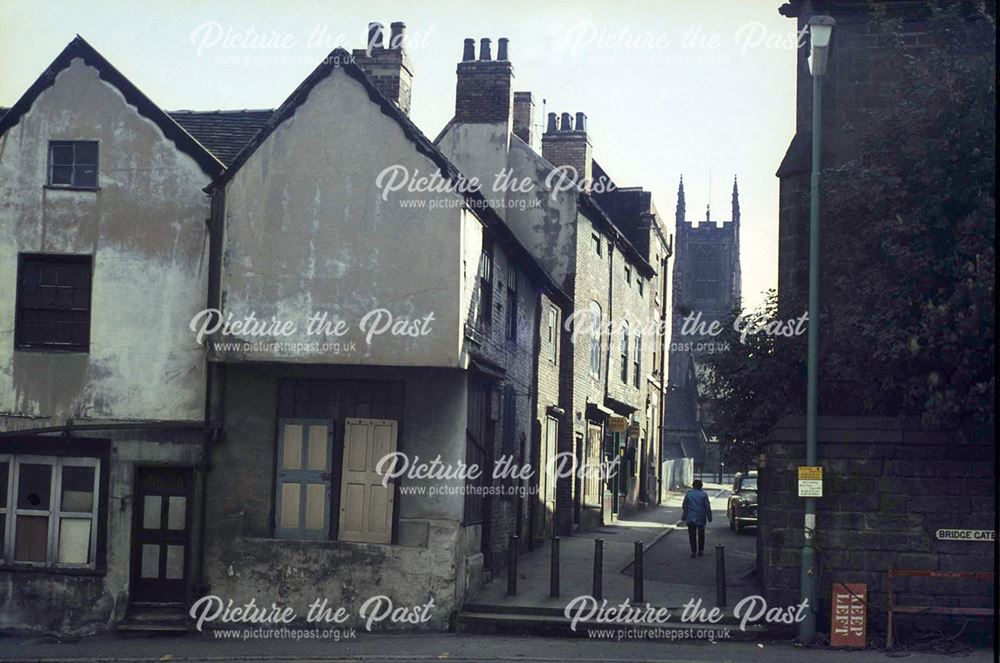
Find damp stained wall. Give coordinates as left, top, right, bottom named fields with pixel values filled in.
left=0, top=58, right=212, bottom=425
left=219, top=67, right=471, bottom=367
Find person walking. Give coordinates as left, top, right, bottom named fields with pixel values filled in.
left=681, top=479, right=713, bottom=557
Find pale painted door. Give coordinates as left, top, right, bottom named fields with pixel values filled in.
left=338, top=418, right=398, bottom=544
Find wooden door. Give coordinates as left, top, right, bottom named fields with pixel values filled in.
left=131, top=467, right=192, bottom=604
left=338, top=418, right=397, bottom=544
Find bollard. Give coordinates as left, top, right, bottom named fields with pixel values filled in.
left=507, top=535, right=519, bottom=597
left=593, top=538, right=604, bottom=600
left=716, top=544, right=727, bottom=607
left=549, top=536, right=560, bottom=598
left=634, top=540, right=644, bottom=603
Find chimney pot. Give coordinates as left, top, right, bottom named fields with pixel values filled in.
left=462, top=38, right=475, bottom=61
left=543, top=110, right=594, bottom=192
left=479, top=38, right=492, bottom=61
left=546, top=112, right=557, bottom=134
left=367, top=22, right=384, bottom=51
left=389, top=21, right=406, bottom=49
left=497, top=38, right=509, bottom=61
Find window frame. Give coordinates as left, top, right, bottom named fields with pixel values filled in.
left=46, top=140, right=100, bottom=190
left=505, top=270, right=518, bottom=343
left=2, top=454, right=101, bottom=570
left=547, top=305, right=558, bottom=363
left=620, top=322, right=630, bottom=384
left=592, top=233, right=602, bottom=256
left=633, top=332, right=642, bottom=388
left=477, top=242, right=494, bottom=334
left=588, top=301, right=602, bottom=378
left=15, top=253, right=93, bottom=353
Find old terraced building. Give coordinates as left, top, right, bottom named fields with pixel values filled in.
left=436, top=37, right=672, bottom=534
left=0, top=24, right=672, bottom=635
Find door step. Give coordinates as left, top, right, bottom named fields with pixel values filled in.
left=118, top=603, right=190, bottom=634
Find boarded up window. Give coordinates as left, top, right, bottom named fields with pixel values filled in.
left=274, top=420, right=333, bottom=540
left=15, top=253, right=92, bottom=351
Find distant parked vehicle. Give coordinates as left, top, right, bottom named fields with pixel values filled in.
left=727, top=470, right=758, bottom=533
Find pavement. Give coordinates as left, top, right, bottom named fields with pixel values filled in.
left=0, top=631, right=994, bottom=662
left=4, top=487, right=991, bottom=661
left=467, top=483, right=753, bottom=614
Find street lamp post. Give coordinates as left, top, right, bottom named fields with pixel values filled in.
left=799, top=14, right=835, bottom=644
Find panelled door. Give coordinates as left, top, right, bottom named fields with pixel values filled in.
left=131, top=467, right=192, bottom=604
left=275, top=420, right=334, bottom=540
left=338, top=418, right=398, bottom=544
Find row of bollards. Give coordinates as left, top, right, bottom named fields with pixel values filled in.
left=506, top=534, right=726, bottom=607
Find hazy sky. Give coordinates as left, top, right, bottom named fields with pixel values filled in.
left=0, top=0, right=797, bottom=307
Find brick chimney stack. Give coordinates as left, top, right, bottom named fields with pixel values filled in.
left=454, top=36, right=513, bottom=125
left=512, top=92, right=535, bottom=147
left=542, top=110, right=593, bottom=192
left=352, top=21, right=414, bottom=116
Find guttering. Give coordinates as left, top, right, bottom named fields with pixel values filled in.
left=0, top=420, right=206, bottom=438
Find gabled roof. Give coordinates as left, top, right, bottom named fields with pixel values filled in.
left=0, top=36, right=224, bottom=177
left=207, top=47, right=570, bottom=307
left=168, top=109, right=273, bottom=166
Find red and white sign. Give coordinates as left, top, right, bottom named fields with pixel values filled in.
left=830, top=583, right=867, bottom=648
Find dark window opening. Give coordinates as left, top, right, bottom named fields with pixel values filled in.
left=48, top=141, right=98, bottom=188
left=620, top=323, right=630, bottom=384
left=16, top=254, right=92, bottom=352
left=506, top=271, right=518, bottom=342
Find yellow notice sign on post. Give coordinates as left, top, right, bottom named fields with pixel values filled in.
left=798, top=466, right=823, bottom=497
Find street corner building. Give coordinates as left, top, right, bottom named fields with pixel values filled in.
left=0, top=37, right=222, bottom=634
left=0, top=23, right=675, bottom=636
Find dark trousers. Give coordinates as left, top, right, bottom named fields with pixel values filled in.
left=687, top=524, right=706, bottom=554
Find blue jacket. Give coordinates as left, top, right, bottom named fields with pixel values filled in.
left=682, top=488, right=713, bottom=527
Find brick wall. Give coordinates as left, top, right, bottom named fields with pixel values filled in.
left=475, top=242, right=543, bottom=568
left=534, top=292, right=562, bottom=539
left=758, top=416, right=996, bottom=637
left=455, top=60, right=513, bottom=125
left=350, top=47, right=413, bottom=116
left=541, top=130, right=593, bottom=188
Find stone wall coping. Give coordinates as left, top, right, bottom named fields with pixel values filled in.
left=767, top=415, right=993, bottom=446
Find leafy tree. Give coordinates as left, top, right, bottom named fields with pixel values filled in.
left=701, top=3, right=995, bottom=453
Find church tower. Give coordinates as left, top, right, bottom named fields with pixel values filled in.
left=664, top=174, right=743, bottom=464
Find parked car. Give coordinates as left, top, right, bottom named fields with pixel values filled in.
left=727, top=470, right=758, bottom=533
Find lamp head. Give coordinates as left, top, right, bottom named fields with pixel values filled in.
left=808, top=15, right=836, bottom=76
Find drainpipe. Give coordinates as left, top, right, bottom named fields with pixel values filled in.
left=527, top=291, right=542, bottom=549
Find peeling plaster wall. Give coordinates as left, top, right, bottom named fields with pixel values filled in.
left=204, top=364, right=468, bottom=630
left=0, top=58, right=211, bottom=424
left=0, top=432, right=204, bottom=635
left=0, top=56, right=211, bottom=635
left=437, top=126, right=578, bottom=292
left=221, top=68, right=467, bottom=367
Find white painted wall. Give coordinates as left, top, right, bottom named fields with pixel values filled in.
left=221, top=67, right=473, bottom=368
left=0, top=58, right=211, bottom=423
